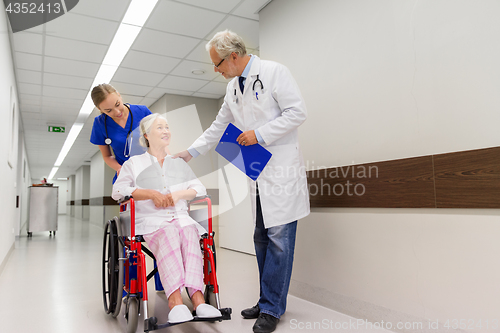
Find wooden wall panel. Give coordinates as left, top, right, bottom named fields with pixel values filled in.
left=307, top=156, right=436, bottom=208
left=307, top=146, right=500, bottom=209
left=434, top=147, right=500, bottom=208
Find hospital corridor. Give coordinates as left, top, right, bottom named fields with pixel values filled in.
left=0, top=215, right=399, bottom=333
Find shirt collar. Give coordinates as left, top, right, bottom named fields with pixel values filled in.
left=240, top=54, right=255, bottom=79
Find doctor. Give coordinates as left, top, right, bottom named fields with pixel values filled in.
left=175, top=30, right=310, bottom=333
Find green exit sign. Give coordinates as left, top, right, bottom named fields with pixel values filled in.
left=48, top=126, right=65, bottom=133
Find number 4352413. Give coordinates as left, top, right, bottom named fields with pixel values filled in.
left=444, top=319, right=498, bottom=330
left=6, top=2, right=61, bottom=14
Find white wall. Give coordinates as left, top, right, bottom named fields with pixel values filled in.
left=67, top=175, right=75, bottom=217
left=15, top=131, right=31, bottom=236
left=260, top=0, right=500, bottom=332
left=262, top=0, right=500, bottom=168
left=0, top=3, right=21, bottom=271
left=90, top=150, right=106, bottom=226
left=89, top=150, right=119, bottom=227
left=74, top=165, right=90, bottom=220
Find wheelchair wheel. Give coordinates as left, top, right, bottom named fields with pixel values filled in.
left=126, top=297, right=139, bottom=333
left=102, top=218, right=123, bottom=317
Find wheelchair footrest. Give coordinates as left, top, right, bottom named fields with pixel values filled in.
left=219, top=307, right=232, bottom=321
left=144, top=308, right=232, bottom=332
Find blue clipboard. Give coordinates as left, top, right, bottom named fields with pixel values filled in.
left=215, top=123, right=272, bottom=181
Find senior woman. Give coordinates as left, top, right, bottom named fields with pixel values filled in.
left=111, top=113, right=221, bottom=324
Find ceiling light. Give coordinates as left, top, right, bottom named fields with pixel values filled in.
left=48, top=167, right=59, bottom=181
left=46, top=0, right=159, bottom=179
left=122, top=0, right=158, bottom=26
left=102, top=23, right=141, bottom=67
left=77, top=95, right=97, bottom=119
left=192, top=69, right=205, bottom=75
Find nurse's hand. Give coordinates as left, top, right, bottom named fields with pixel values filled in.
left=237, top=130, right=257, bottom=146
left=173, top=150, right=193, bottom=163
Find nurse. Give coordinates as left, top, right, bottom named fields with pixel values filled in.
left=90, top=83, right=152, bottom=183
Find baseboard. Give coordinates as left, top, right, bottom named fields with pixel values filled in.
left=289, top=279, right=468, bottom=333
left=0, top=243, right=15, bottom=277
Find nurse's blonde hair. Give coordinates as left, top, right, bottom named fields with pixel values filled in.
left=206, top=29, right=247, bottom=59
left=139, top=113, right=168, bottom=148
left=91, top=83, right=119, bottom=111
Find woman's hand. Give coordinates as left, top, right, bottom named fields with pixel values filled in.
left=150, top=191, right=173, bottom=208
left=170, top=192, right=181, bottom=206
left=163, top=193, right=178, bottom=207
left=164, top=190, right=197, bottom=207
left=164, top=193, right=175, bottom=207
left=131, top=189, right=195, bottom=207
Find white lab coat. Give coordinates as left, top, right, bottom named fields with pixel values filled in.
left=190, top=56, right=310, bottom=228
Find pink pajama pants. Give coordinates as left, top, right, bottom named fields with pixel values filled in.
left=143, top=220, right=203, bottom=298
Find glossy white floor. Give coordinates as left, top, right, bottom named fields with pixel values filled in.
left=0, top=215, right=394, bottom=333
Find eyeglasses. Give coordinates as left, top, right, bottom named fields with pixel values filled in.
left=213, top=57, right=226, bottom=69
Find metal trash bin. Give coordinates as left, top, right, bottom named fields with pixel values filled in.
left=27, top=186, right=58, bottom=237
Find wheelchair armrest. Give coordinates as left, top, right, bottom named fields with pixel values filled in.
left=189, top=195, right=211, bottom=205
left=117, top=195, right=133, bottom=204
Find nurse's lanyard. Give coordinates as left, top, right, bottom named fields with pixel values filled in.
left=104, top=104, right=134, bottom=158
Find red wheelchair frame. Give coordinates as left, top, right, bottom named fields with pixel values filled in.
left=102, top=195, right=231, bottom=333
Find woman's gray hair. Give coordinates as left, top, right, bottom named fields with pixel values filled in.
left=205, top=29, right=247, bottom=59
left=139, top=113, right=168, bottom=148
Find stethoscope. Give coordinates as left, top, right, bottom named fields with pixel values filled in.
left=104, top=103, right=134, bottom=158
left=252, top=74, right=264, bottom=95
left=233, top=75, right=264, bottom=103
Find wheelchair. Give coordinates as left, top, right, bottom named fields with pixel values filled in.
left=102, top=195, right=232, bottom=333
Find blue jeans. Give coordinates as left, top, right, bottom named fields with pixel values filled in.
left=254, top=189, right=297, bottom=319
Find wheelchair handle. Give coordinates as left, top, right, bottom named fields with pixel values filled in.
left=117, top=195, right=133, bottom=204
left=189, top=195, right=211, bottom=205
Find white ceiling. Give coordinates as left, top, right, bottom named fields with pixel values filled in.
left=9, top=0, right=270, bottom=180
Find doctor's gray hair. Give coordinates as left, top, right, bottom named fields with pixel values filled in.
left=206, top=29, right=247, bottom=59
left=139, top=113, right=168, bottom=148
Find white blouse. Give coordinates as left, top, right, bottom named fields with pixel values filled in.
left=112, top=152, right=207, bottom=236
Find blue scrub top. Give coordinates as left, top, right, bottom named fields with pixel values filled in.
left=90, top=104, right=152, bottom=183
